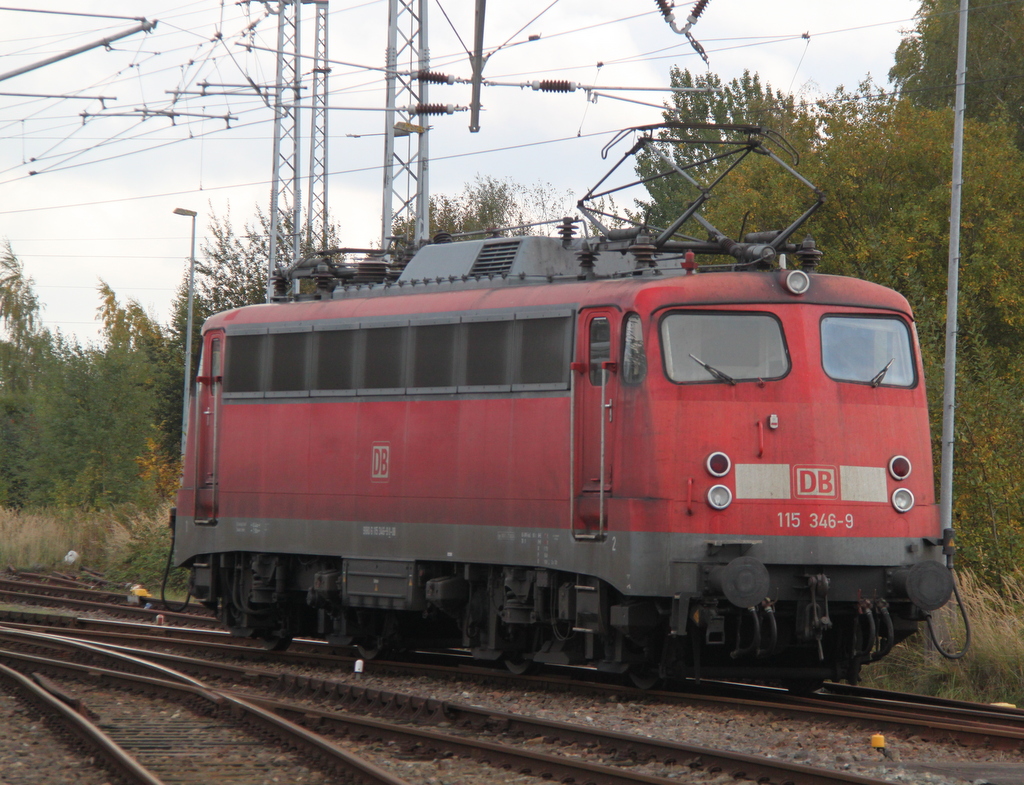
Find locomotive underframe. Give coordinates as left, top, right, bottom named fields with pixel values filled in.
left=185, top=538, right=935, bottom=685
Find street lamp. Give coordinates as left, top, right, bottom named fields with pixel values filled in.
left=173, top=207, right=198, bottom=455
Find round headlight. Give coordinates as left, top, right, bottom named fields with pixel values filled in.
left=784, top=269, right=811, bottom=296
left=707, top=484, right=733, bottom=510
left=889, top=455, right=912, bottom=480
left=891, top=488, right=915, bottom=513
left=706, top=452, right=731, bottom=477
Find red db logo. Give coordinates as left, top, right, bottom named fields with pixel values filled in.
left=371, top=442, right=390, bottom=482
left=793, top=465, right=838, bottom=499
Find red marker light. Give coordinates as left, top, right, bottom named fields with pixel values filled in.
left=889, top=456, right=912, bottom=480
left=706, top=452, right=731, bottom=477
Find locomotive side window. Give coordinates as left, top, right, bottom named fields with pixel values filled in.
left=821, top=315, right=915, bottom=387
left=517, top=316, right=571, bottom=386
left=660, top=312, right=788, bottom=383
left=314, top=329, right=358, bottom=391
left=363, top=327, right=407, bottom=389
left=223, top=333, right=265, bottom=393
left=588, top=317, right=611, bottom=385
left=412, top=323, right=458, bottom=389
left=269, top=331, right=309, bottom=392
left=465, top=320, right=513, bottom=387
left=622, top=313, right=646, bottom=384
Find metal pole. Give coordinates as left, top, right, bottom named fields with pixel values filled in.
left=939, top=0, right=969, bottom=534
left=174, top=207, right=198, bottom=455
left=0, top=19, right=156, bottom=83
left=469, top=0, right=486, bottom=133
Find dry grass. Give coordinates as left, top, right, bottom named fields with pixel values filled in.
left=0, top=504, right=182, bottom=592
left=0, top=507, right=117, bottom=570
left=860, top=569, right=1024, bottom=706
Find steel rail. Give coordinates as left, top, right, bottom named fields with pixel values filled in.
left=0, top=661, right=166, bottom=785
left=0, top=586, right=218, bottom=626
left=7, top=613, right=1024, bottom=751
left=0, top=624, right=898, bottom=785
left=0, top=640, right=410, bottom=785
left=241, top=691, right=897, bottom=785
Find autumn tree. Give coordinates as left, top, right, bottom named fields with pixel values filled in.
left=890, top=0, right=1024, bottom=149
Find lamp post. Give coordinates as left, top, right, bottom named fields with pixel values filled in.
left=173, top=207, right=198, bottom=455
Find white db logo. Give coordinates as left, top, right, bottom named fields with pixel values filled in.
left=794, top=466, right=837, bottom=498
left=371, top=443, right=390, bottom=482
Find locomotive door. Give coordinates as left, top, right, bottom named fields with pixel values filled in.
left=573, top=310, right=618, bottom=540
left=193, top=332, right=222, bottom=525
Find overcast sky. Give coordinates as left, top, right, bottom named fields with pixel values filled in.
left=0, top=0, right=920, bottom=342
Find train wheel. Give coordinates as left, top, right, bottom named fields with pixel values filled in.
left=356, top=639, right=382, bottom=660
left=502, top=653, right=535, bottom=675
left=261, top=635, right=292, bottom=652
left=628, top=665, right=660, bottom=690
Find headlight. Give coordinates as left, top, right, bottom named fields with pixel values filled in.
left=784, top=269, right=811, bottom=295
left=891, top=488, right=915, bottom=513
left=707, top=484, right=733, bottom=510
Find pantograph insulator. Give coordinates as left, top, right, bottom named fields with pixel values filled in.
left=692, top=0, right=711, bottom=20
left=418, top=70, right=455, bottom=85
left=531, top=80, right=577, bottom=93
left=655, top=0, right=673, bottom=20
left=416, top=103, right=455, bottom=115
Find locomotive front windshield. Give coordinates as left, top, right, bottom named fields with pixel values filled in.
left=820, top=315, right=915, bottom=387
left=661, top=312, right=789, bottom=383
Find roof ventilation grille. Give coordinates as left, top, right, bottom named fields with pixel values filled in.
left=469, top=240, right=520, bottom=276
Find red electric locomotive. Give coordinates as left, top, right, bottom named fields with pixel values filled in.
left=172, top=125, right=954, bottom=688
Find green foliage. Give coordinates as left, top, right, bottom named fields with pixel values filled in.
left=637, top=68, right=1024, bottom=577
left=103, top=504, right=188, bottom=594
left=890, top=0, right=1024, bottom=149
left=633, top=68, right=818, bottom=236
left=21, top=329, right=168, bottom=509
left=397, top=175, right=575, bottom=242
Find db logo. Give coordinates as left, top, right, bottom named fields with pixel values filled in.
left=793, top=465, right=838, bottom=499
left=371, top=442, right=390, bottom=482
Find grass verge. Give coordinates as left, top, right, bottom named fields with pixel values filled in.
left=0, top=504, right=188, bottom=595
left=859, top=569, right=1024, bottom=706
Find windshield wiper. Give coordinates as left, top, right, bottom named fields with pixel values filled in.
left=870, top=358, right=895, bottom=387
left=689, top=353, right=736, bottom=385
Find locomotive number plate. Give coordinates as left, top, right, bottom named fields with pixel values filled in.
left=777, top=512, right=854, bottom=529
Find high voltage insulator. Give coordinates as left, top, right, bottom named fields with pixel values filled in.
left=417, top=70, right=456, bottom=85
left=416, top=103, right=455, bottom=115
left=531, top=80, right=577, bottom=92
left=658, top=0, right=713, bottom=37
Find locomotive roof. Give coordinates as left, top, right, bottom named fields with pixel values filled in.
left=203, top=267, right=914, bottom=333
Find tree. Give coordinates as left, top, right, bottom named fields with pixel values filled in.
left=890, top=0, right=1024, bottom=149
left=396, top=175, right=575, bottom=242
left=0, top=241, right=49, bottom=506
left=0, top=240, right=43, bottom=393
left=631, top=68, right=817, bottom=238
left=636, top=67, right=1024, bottom=579
left=19, top=285, right=175, bottom=509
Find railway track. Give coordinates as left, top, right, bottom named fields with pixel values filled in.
left=0, top=622, right=905, bottom=785
left=0, top=572, right=218, bottom=627
left=5, top=609, right=1023, bottom=754
left=2, top=581, right=1022, bottom=783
